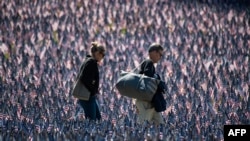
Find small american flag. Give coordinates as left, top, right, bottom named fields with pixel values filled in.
left=47, top=124, right=54, bottom=132
left=0, top=113, right=3, bottom=119
left=101, top=112, right=108, bottom=121
left=111, top=117, right=117, bottom=126
left=109, top=103, right=114, bottom=111
left=35, top=124, right=41, bottom=133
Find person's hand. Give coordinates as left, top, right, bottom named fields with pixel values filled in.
left=158, top=81, right=167, bottom=93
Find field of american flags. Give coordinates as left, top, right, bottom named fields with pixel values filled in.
left=1, top=0, right=249, bottom=140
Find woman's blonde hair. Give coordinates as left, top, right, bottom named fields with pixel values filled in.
left=90, top=42, right=105, bottom=55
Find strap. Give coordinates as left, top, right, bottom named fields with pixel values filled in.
left=77, top=58, right=89, bottom=80
left=131, top=62, right=143, bottom=73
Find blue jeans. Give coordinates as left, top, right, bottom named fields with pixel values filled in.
left=78, top=95, right=101, bottom=121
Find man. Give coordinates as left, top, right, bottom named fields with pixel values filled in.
left=135, top=43, right=165, bottom=125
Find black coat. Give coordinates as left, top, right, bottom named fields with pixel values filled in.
left=139, top=59, right=155, bottom=77
left=79, top=55, right=99, bottom=96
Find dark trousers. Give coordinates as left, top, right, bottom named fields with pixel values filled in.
left=78, top=95, right=101, bottom=121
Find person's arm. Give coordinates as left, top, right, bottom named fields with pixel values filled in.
left=140, top=60, right=155, bottom=77
left=79, top=59, right=98, bottom=94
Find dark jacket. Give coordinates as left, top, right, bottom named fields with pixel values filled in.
left=79, top=55, right=99, bottom=96
left=139, top=59, right=155, bottom=77
left=139, top=59, right=166, bottom=112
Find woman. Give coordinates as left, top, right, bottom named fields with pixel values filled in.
left=78, top=42, right=105, bottom=121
